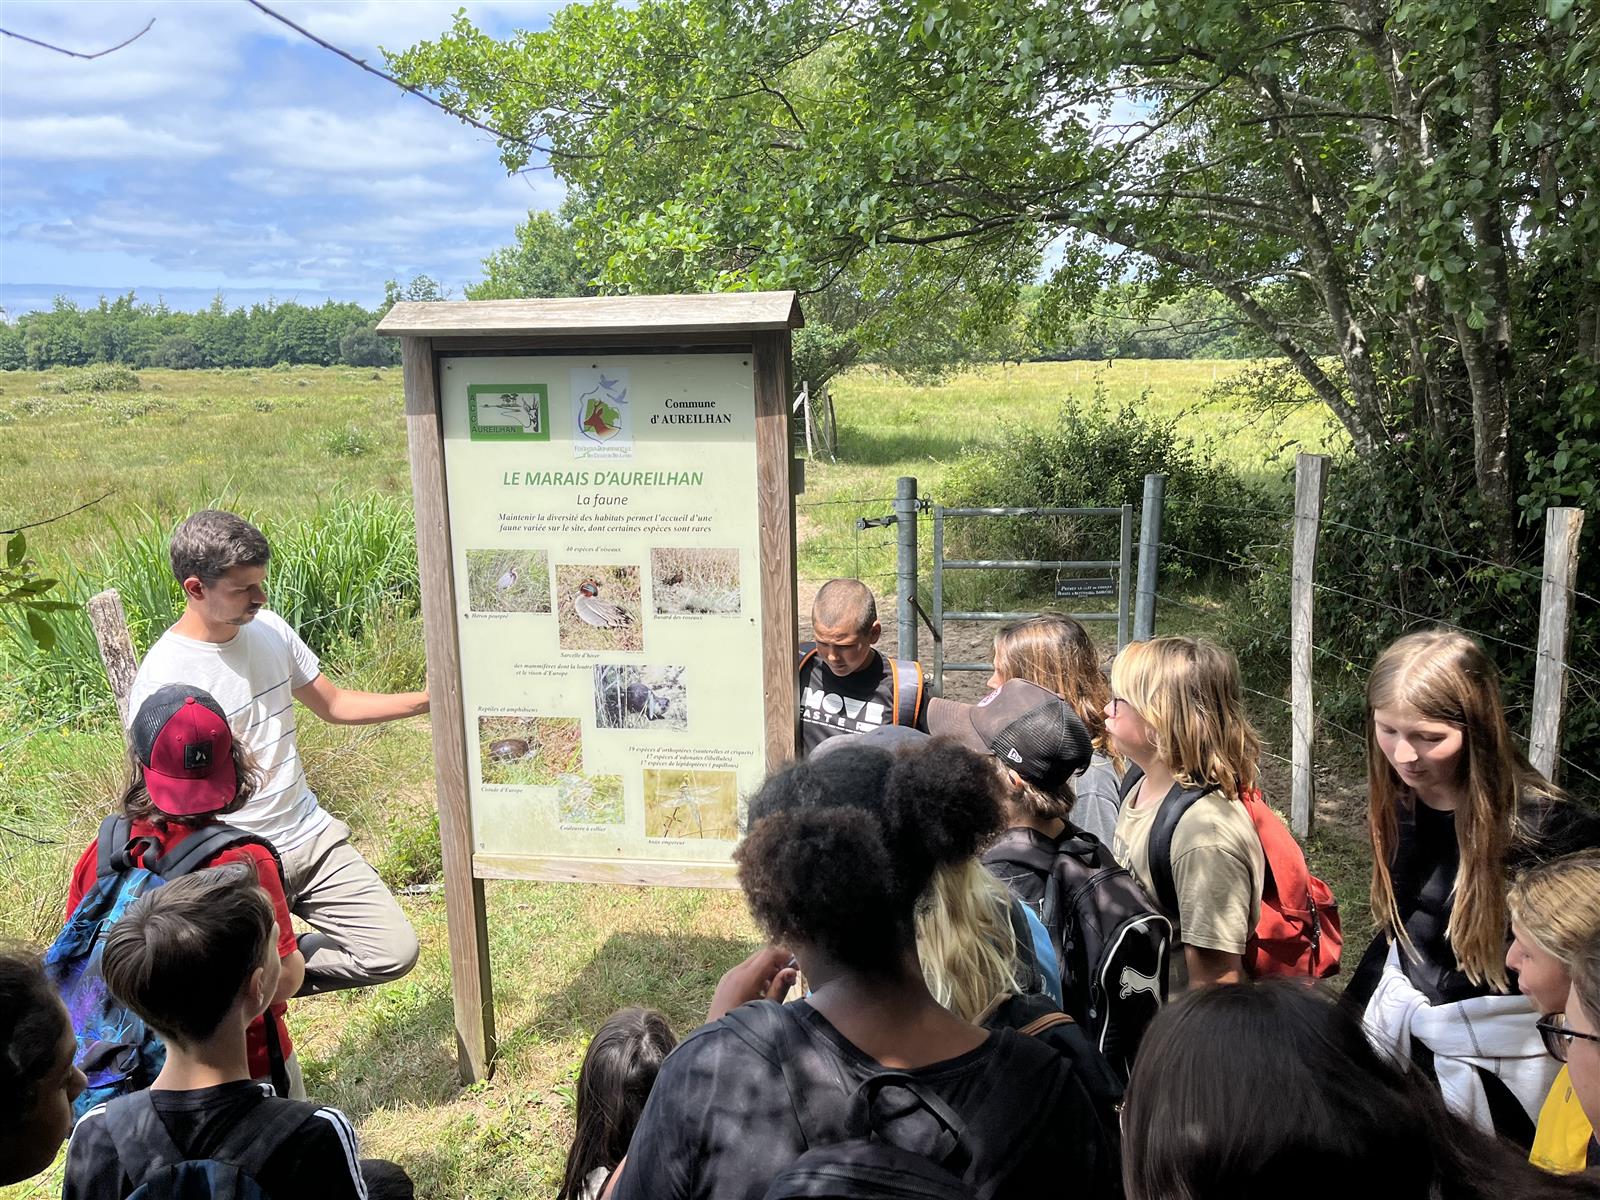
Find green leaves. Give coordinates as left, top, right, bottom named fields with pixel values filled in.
left=0, top=531, right=72, bottom=652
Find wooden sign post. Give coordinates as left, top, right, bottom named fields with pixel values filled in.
left=379, top=294, right=802, bottom=1082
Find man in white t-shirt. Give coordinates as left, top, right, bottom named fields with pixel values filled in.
left=127, top=509, right=430, bottom=994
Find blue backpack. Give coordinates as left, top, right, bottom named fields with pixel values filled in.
left=104, top=1087, right=318, bottom=1200
left=45, top=814, right=287, bottom=1117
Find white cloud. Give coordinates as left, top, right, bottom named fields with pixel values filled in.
left=1, top=115, right=223, bottom=162
left=0, top=0, right=564, bottom=307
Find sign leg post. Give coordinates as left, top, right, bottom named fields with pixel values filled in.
left=401, top=335, right=497, bottom=1083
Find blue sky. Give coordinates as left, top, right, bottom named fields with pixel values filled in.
left=0, top=1, right=566, bottom=316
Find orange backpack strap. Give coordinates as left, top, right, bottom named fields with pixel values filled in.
left=798, top=642, right=818, bottom=671
left=889, top=657, right=923, bottom=727
left=1019, top=1010, right=1077, bottom=1038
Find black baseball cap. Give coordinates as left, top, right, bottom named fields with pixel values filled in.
left=925, top=679, right=1093, bottom=791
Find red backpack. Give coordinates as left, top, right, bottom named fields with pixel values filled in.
left=1125, top=766, right=1342, bottom=979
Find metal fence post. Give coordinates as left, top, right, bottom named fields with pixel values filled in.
left=1134, top=473, right=1166, bottom=641
left=1117, top=503, right=1134, bottom=648
left=896, top=476, right=918, bottom=662
left=1291, top=453, right=1330, bottom=838
left=1531, top=507, right=1585, bottom=781
left=932, top=506, right=945, bottom=697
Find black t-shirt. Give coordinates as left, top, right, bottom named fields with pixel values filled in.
left=798, top=650, right=925, bottom=753
left=63, top=1081, right=367, bottom=1200
left=1347, top=792, right=1600, bottom=1007
left=611, top=1000, right=1117, bottom=1200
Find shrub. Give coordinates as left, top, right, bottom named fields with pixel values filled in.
left=323, top=424, right=373, bottom=458
left=938, top=396, right=1272, bottom=608
left=40, top=364, right=142, bottom=394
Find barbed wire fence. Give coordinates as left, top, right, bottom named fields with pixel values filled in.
left=1154, top=456, right=1591, bottom=833
left=804, top=459, right=1590, bottom=839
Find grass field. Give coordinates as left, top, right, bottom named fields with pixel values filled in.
left=0, top=359, right=1368, bottom=1199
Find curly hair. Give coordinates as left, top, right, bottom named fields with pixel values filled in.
left=737, top=738, right=1005, bottom=971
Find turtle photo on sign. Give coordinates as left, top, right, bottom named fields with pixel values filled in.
left=477, top=715, right=582, bottom=785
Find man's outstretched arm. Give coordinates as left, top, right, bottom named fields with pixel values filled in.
left=293, top=674, right=429, bottom=725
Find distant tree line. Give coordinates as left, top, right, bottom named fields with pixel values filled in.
left=0, top=277, right=453, bottom=372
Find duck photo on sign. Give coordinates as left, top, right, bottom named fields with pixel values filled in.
left=554, top=563, right=643, bottom=651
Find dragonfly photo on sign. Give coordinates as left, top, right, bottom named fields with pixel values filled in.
left=643, top=768, right=739, bottom=840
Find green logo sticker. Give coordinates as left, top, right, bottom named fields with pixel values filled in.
left=467, top=384, right=550, bottom=441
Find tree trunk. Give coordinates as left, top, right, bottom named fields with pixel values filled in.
left=1454, top=313, right=1515, bottom=558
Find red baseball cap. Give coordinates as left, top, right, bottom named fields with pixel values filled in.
left=130, top=685, right=238, bottom=817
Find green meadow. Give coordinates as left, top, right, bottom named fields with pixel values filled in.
left=0, top=360, right=1362, bottom=1198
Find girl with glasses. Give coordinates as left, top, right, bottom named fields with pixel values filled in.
left=1510, top=853, right=1600, bottom=1171
left=1102, top=636, right=1265, bottom=990
left=1350, top=630, right=1600, bottom=1149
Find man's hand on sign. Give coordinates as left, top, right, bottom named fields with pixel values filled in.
left=707, top=945, right=798, bottom=1023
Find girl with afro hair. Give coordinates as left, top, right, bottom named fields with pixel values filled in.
left=606, top=738, right=1117, bottom=1200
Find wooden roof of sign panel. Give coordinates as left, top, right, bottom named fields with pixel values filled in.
left=376, top=291, right=803, bottom=338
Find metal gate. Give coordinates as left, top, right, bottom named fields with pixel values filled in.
left=930, top=504, right=1134, bottom=696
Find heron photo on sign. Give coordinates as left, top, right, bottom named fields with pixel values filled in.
left=571, top=367, right=633, bottom=459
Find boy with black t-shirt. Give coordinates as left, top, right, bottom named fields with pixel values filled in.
left=798, top=578, right=926, bottom=753
left=63, top=865, right=410, bottom=1199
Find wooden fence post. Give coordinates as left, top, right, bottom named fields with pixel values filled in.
left=1530, top=507, right=1585, bottom=781
left=87, top=589, right=139, bottom=733
left=1291, top=454, right=1329, bottom=838
left=800, top=380, right=815, bottom=460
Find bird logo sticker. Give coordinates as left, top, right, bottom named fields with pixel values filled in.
left=571, top=367, right=633, bottom=459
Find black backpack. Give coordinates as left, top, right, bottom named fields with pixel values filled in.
left=978, top=992, right=1124, bottom=1147
left=762, top=1072, right=977, bottom=1200
left=104, top=1088, right=318, bottom=1199
left=726, top=1001, right=1054, bottom=1200
left=981, top=825, right=1171, bottom=1079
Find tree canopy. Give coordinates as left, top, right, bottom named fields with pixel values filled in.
left=391, top=0, right=1599, bottom=554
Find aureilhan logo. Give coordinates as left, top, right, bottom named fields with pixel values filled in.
left=571, top=367, right=633, bottom=459
left=467, top=384, right=551, bottom=442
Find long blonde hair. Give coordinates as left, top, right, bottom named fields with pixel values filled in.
left=1367, top=629, right=1561, bottom=991
left=1109, top=637, right=1261, bottom=802
left=1508, top=851, right=1600, bottom=967
left=916, top=859, right=1021, bottom=1022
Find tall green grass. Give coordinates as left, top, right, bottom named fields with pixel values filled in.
left=0, top=494, right=420, bottom=724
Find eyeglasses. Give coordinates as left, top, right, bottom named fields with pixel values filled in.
left=1536, top=1014, right=1600, bottom=1063
left=1108, top=695, right=1133, bottom=717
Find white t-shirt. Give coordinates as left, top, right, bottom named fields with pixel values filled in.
left=127, top=609, right=330, bottom=852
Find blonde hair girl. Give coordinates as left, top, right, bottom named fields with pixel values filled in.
left=1351, top=629, right=1600, bottom=1151
left=1108, top=637, right=1261, bottom=803
left=1104, top=637, right=1265, bottom=989
left=1508, top=853, right=1600, bottom=1173
left=990, top=615, right=1124, bottom=844
left=916, top=860, right=1026, bottom=1022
